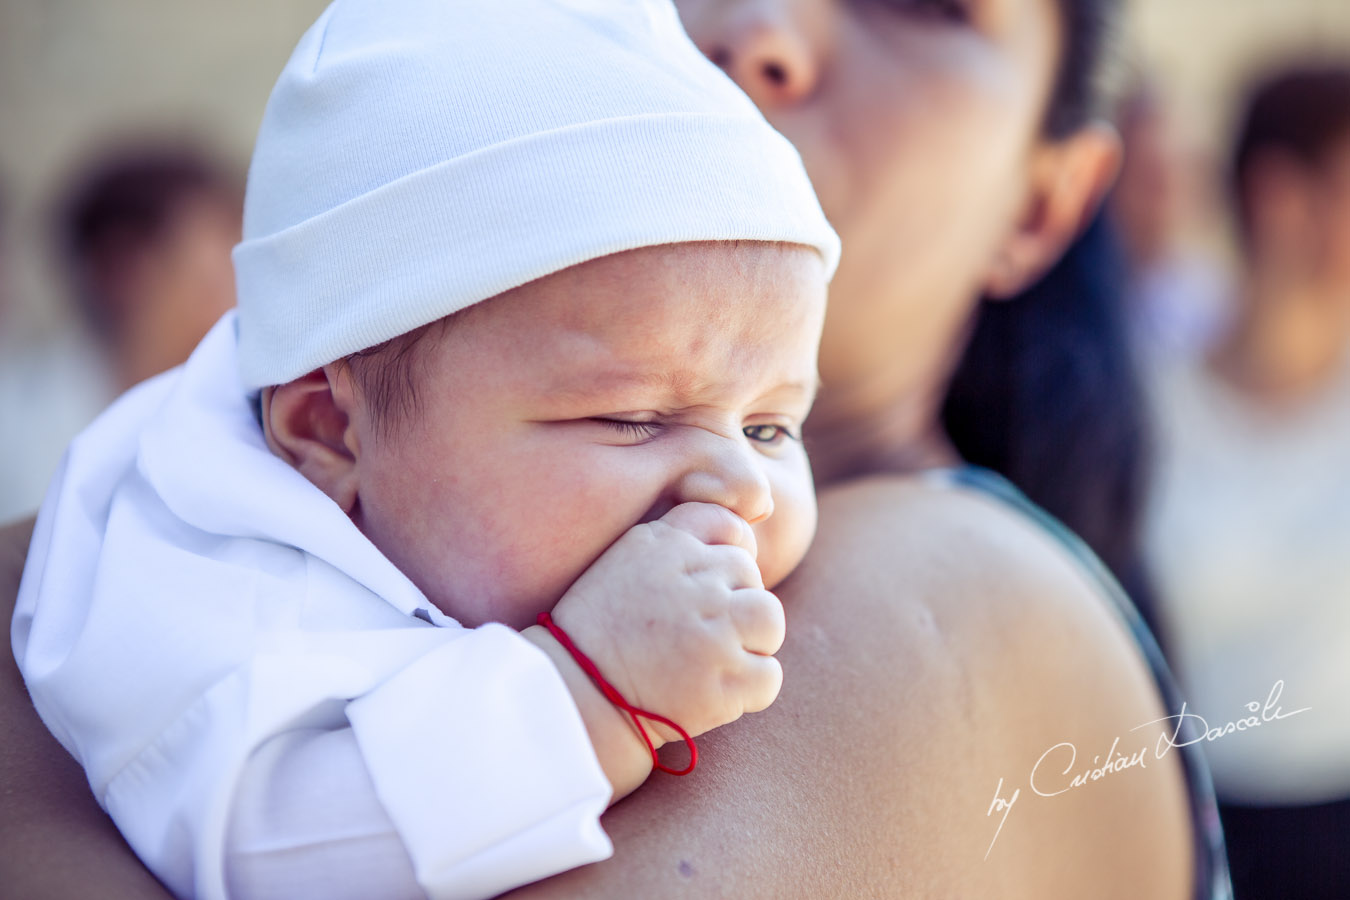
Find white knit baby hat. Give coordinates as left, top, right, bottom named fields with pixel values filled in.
left=232, top=0, right=840, bottom=388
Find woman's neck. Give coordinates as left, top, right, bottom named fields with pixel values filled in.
left=804, top=371, right=961, bottom=488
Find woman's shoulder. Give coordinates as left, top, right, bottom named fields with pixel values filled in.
left=772, top=471, right=1197, bottom=897
left=805, top=470, right=1125, bottom=625
left=0, top=517, right=34, bottom=603
left=800, top=471, right=1175, bottom=739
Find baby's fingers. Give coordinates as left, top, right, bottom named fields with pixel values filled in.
left=701, top=544, right=764, bottom=591
left=730, top=587, right=785, bottom=656
left=730, top=652, right=784, bottom=716
left=656, top=502, right=758, bottom=559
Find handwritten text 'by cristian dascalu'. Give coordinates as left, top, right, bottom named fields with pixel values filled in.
left=983, top=679, right=1310, bottom=859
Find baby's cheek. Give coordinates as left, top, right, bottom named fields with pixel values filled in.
left=756, top=464, right=819, bottom=590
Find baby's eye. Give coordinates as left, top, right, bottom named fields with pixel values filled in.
left=592, top=418, right=661, bottom=441
left=743, top=424, right=800, bottom=446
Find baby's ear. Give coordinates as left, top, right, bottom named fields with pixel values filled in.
left=261, top=363, right=361, bottom=514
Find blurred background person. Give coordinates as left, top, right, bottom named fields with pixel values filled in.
left=1110, top=80, right=1233, bottom=360
left=0, top=142, right=240, bottom=522
left=1146, top=63, right=1350, bottom=898
left=55, top=142, right=241, bottom=394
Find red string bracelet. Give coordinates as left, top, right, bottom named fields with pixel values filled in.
left=537, top=611, right=698, bottom=776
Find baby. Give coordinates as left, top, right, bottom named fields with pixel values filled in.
left=12, top=1, right=837, bottom=899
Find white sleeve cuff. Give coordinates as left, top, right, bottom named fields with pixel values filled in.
left=347, top=622, right=613, bottom=900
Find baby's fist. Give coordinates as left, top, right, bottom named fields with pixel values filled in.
left=550, top=502, right=785, bottom=740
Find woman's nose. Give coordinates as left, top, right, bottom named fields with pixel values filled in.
left=681, top=1, right=821, bottom=109
left=671, top=432, right=775, bottom=526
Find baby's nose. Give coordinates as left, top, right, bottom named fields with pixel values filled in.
left=671, top=432, right=775, bottom=525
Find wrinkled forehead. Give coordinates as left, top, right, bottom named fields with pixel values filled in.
left=450, top=241, right=827, bottom=397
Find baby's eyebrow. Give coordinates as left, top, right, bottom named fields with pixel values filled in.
left=761, top=374, right=821, bottom=408
left=549, top=368, right=820, bottom=407
left=547, top=367, right=700, bottom=403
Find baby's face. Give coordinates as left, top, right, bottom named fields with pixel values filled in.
left=351, top=242, right=827, bottom=628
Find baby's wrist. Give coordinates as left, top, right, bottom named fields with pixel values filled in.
left=521, top=624, right=657, bottom=799
left=533, top=612, right=700, bottom=776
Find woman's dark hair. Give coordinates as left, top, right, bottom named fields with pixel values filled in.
left=940, top=0, right=1158, bottom=619
left=1044, top=0, right=1119, bottom=139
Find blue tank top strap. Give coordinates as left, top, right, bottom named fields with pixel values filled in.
left=921, top=465, right=1233, bottom=900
